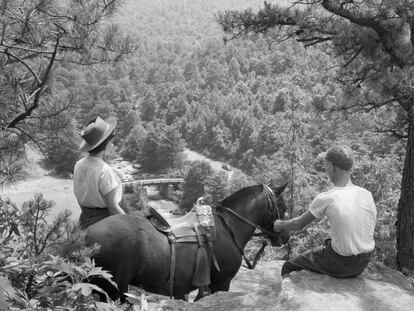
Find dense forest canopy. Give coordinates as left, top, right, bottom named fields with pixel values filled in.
left=1, top=0, right=404, bottom=265
left=217, top=0, right=414, bottom=274
left=0, top=0, right=411, bottom=309
left=0, top=0, right=135, bottom=182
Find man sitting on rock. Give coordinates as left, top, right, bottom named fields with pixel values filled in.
left=274, top=145, right=377, bottom=278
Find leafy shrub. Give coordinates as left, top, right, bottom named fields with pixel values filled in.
left=352, top=155, right=401, bottom=268
left=203, top=171, right=228, bottom=205
left=120, top=124, right=146, bottom=163
left=0, top=138, right=26, bottom=188
left=0, top=194, right=146, bottom=310
left=180, top=161, right=213, bottom=211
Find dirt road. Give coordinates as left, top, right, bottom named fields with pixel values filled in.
left=1, top=147, right=80, bottom=221
left=184, top=149, right=234, bottom=178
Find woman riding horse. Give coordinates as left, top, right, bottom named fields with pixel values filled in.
left=74, top=116, right=125, bottom=229
left=85, top=183, right=289, bottom=302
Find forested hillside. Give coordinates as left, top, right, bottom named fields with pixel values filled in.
left=0, top=0, right=409, bottom=309
left=44, top=0, right=402, bottom=263
left=14, top=0, right=404, bottom=264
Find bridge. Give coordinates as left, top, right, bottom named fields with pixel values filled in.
left=136, top=178, right=184, bottom=186
left=123, top=178, right=184, bottom=200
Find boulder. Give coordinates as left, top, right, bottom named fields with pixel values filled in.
left=277, top=262, right=414, bottom=311
left=146, top=260, right=414, bottom=311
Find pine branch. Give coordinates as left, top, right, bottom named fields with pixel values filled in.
left=375, top=127, right=408, bottom=140
left=321, top=0, right=411, bottom=67
left=342, top=46, right=363, bottom=67
left=11, top=126, right=47, bottom=158
left=1, top=49, right=41, bottom=84
left=6, top=37, right=59, bottom=129
left=337, top=97, right=401, bottom=112
left=296, top=36, right=331, bottom=47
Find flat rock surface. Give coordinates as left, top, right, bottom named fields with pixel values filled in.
left=146, top=261, right=414, bottom=311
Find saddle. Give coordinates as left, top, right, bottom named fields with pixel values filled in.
left=148, top=198, right=219, bottom=298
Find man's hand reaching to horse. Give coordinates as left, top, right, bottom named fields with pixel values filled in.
left=273, top=211, right=315, bottom=233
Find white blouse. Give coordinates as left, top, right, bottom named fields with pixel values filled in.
left=73, top=155, right=122, bottom=208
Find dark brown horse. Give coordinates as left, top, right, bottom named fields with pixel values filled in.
left=85, top=183, right=289, bottom=301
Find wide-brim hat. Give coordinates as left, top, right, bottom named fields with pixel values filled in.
left=79, top=116, right=117, bottom=152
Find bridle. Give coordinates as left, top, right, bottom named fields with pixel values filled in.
left=220, top=185, right=280, bottom=237
left=215, top=184, right=282, bottom=269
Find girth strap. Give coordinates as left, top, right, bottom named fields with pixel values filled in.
left=194, top=226, right=220, bottom=273
left=167, top=233, right=176, bottom=298
left=208, top=239, right=220, bottom=272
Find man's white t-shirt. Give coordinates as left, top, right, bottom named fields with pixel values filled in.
left=309, top=184, right=377, bottom=256
left=74, top=155, right=122, bottom=208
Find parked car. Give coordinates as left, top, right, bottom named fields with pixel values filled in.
left=170, top=209, right=185, bottom=215
left=222, top=163, right=232, bottom=171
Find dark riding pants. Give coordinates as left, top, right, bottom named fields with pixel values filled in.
left=78, top=206, right=111, bottom=230
left=282, top=239, right=370, bottom=278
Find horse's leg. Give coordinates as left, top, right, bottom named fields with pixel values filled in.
left=89, top=264, right=130, bottom=303
left=194, top=286, right=211, bottom=301
left=175, top=294, right=187, bottom=300
left=89, top=276, right=121, bottom=302
left=111, top=267, right=132, bottom=303
left=210, top=280, right=231, bottom=294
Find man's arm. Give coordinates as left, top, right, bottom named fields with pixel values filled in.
left=273, top=211, right=315, bottom=233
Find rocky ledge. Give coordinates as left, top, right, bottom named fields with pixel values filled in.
left=144, top=260, right=414, bottom=311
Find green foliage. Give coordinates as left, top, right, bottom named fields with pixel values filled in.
left=204, top=171, right=229, bottom=205
left=120, top=124, right=146, bottom=162
left=105, top=1, right=406, bottom=270
left=0, top=137, right=25, bottom=188
left=2, top=254, right=120, bottom=310
left=0, top=0, right=408, bottom=289
left=227, top=170, right=254, bottom=195
left=353, top=156, right=401, bottom=268
left=140, top=91, right=158, bottom=123
left=132, top=123, right=185, bottom=174
left=115, top=103, right=141, bottom=143
left=138, top=126, right=161, bottom=173
left=0, top=194, right=149, bottom=310
left=216, top=0, right=414, bottom=272
left=43, top=119, right=80, bottom=176
left=180, top=161, right=214, bottom=211
left=121, top=183, right=148, bottom=215
left=157, top=126, right=186, bottom=171
left=0, top=0, right=135, bottom=182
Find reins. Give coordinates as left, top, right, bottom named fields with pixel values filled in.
left=216, top=212, right=263, bottom=269
left=221, top=206, right=278, bottom=238
left=215, top=185, right=281, bottom=269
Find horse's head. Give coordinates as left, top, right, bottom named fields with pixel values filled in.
left=219, top=182, right=290, bottom=247
left=262, top=182, right=290, bottom=247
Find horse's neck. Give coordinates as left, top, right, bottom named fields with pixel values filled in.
left=222, top=197, right=265, bottom=247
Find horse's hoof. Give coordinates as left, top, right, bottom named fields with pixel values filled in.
left=195, top=287, right=211, bottom=301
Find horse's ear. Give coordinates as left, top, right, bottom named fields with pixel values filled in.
left=272, top=181, right=290, bottom=196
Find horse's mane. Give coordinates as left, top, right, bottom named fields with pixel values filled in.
left=220, top=184, right=263, bottom=208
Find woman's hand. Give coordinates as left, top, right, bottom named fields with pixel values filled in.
left=104, top=187, right=125, bottom=215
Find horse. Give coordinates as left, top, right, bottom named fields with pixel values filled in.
left=85, top=183, right=290, bottom=301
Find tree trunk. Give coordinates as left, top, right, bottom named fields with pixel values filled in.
left=396, top=116, right=414, bottom=274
